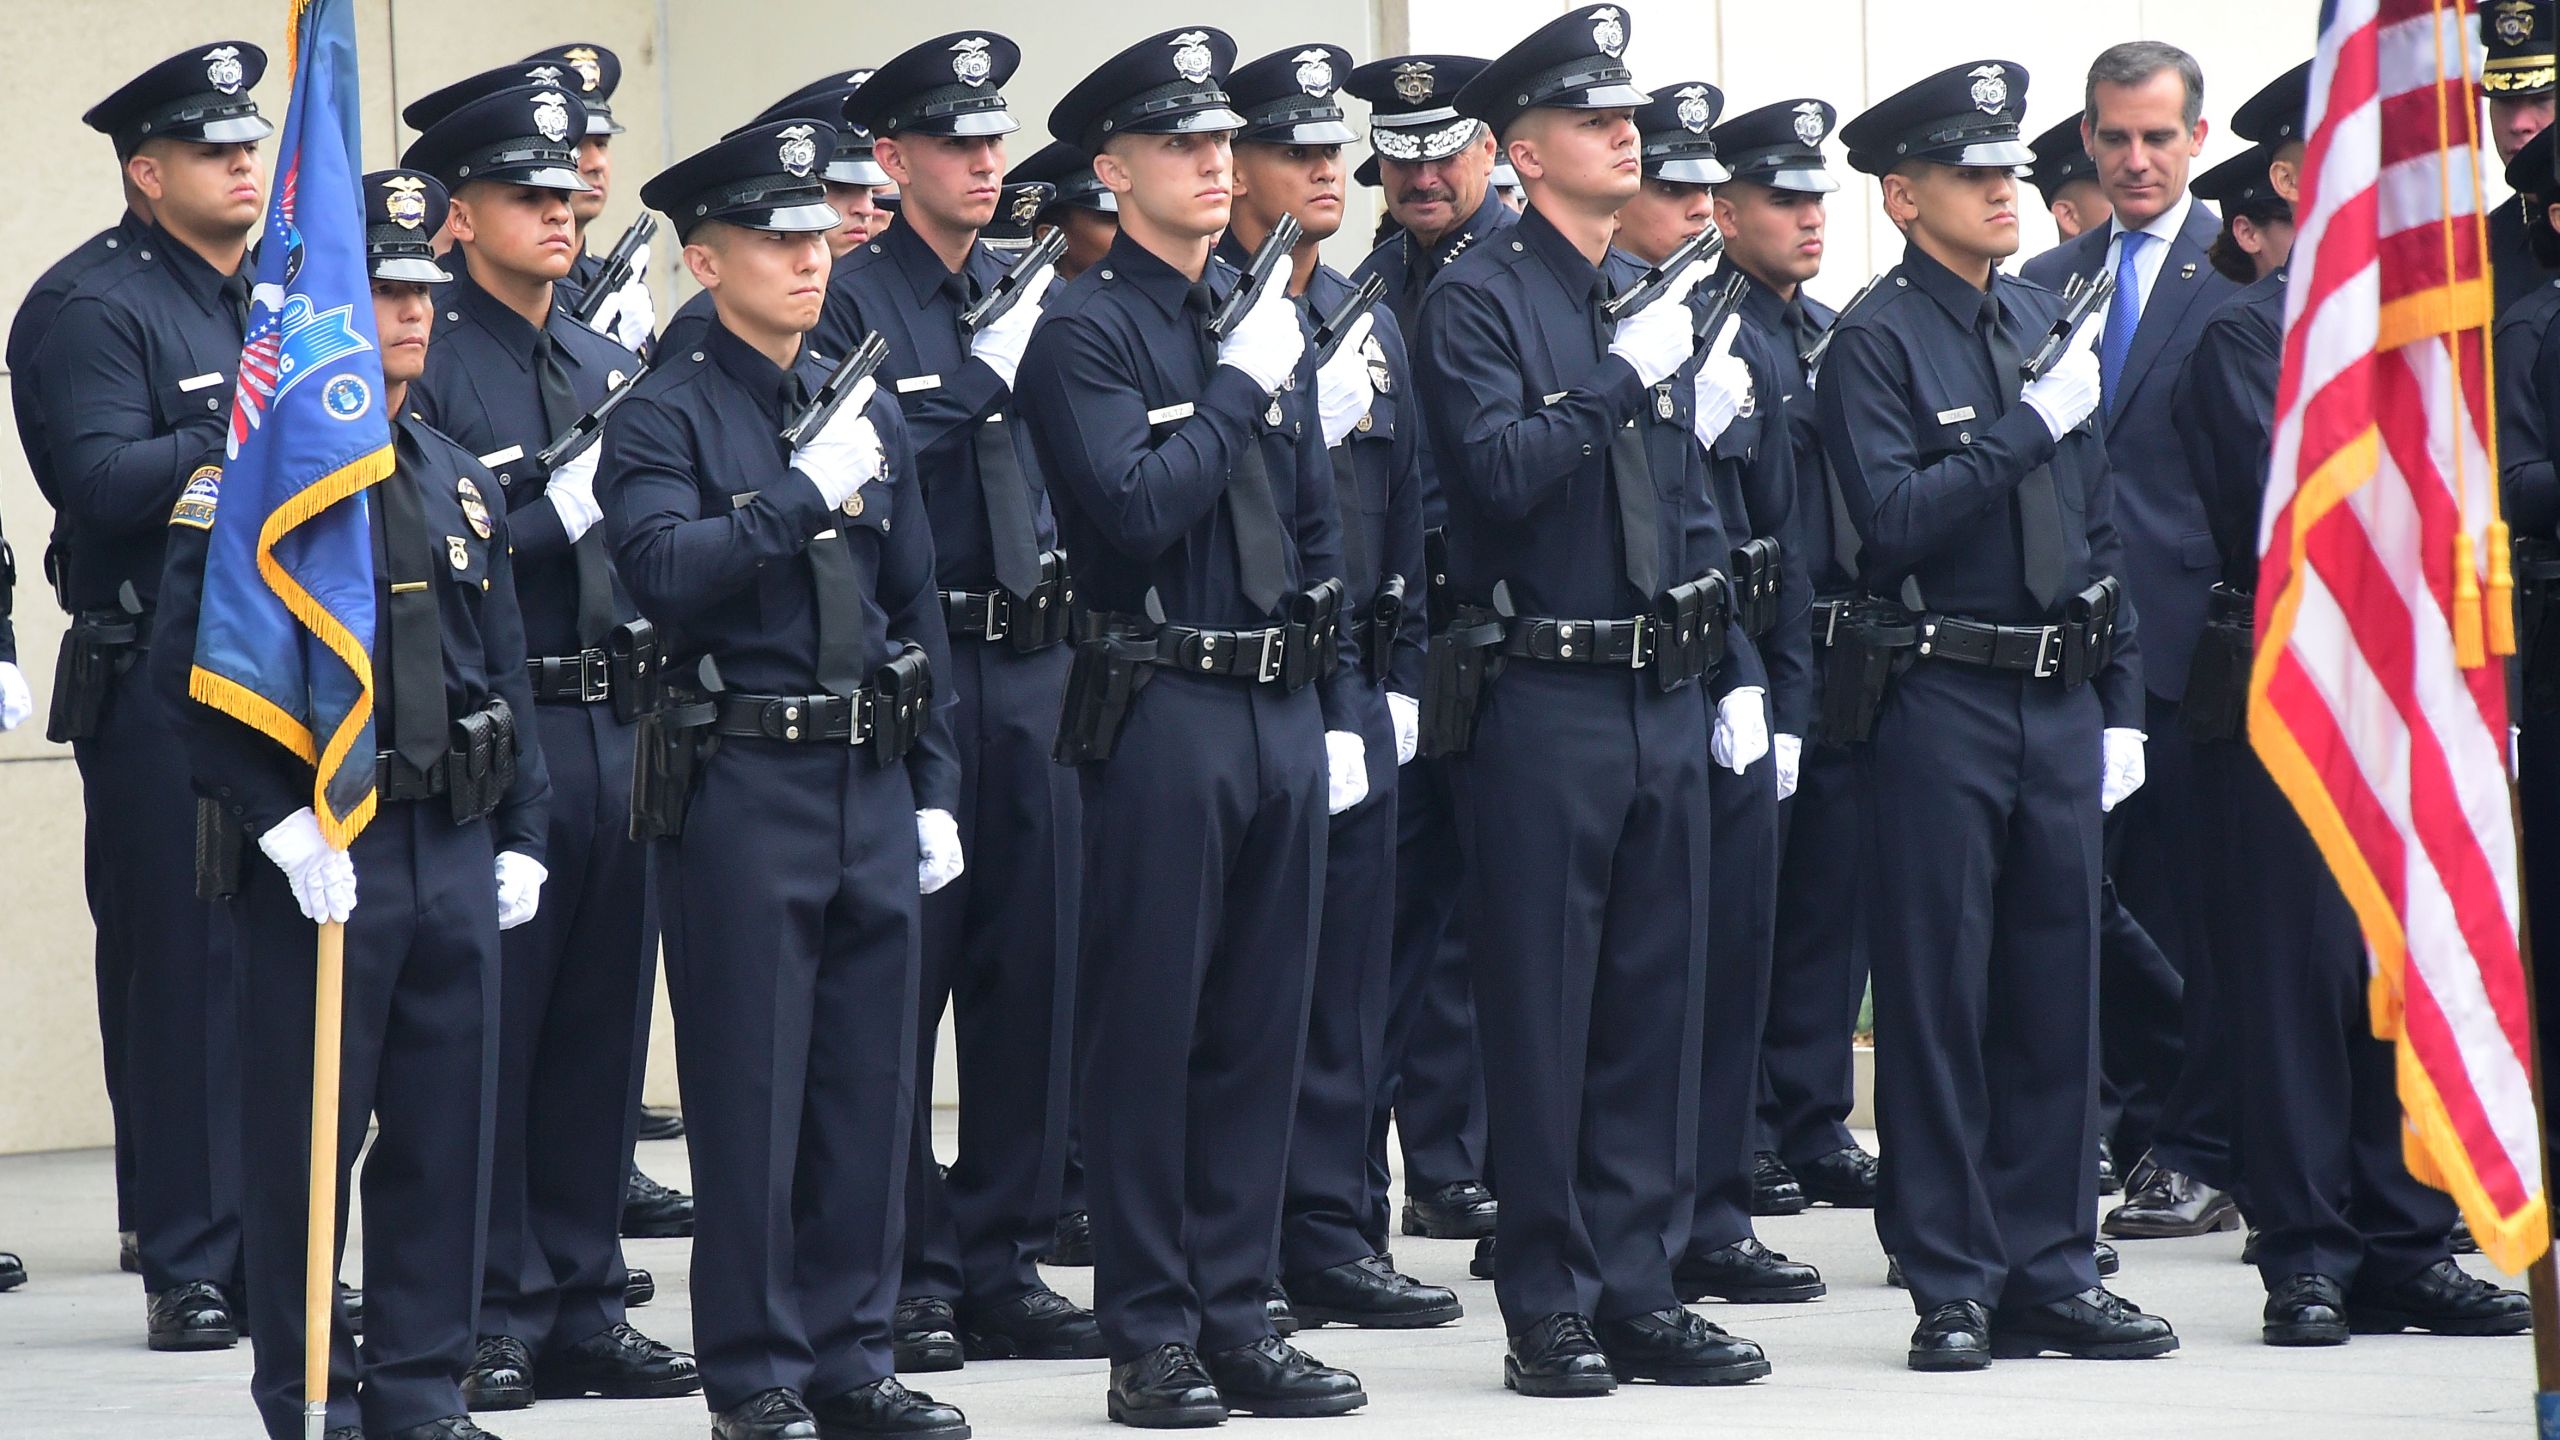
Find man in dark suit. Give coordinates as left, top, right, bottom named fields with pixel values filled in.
left=2019, top=40, right=2242, bottom=1241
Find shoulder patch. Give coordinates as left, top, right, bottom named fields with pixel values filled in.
left=169, top=464, right=222, bottom=530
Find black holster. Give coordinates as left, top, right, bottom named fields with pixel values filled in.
left=608, top=619, right=664, bottom=726
left=1363, top=575, right=1406, bottom=684
left=1282, top=578, right=1347, bottom=692
left=1420, top=606, right=1506, bottom=757
left=1653, top=573, right=1732, bottom=693
left=1731, top=537, right=1780, bottom=638
left=2060, top=576, right=2123, bottom=690
left=193, top=797, right=244, bottom=901
left=2518, top=539, right=2560, bottom=717
left=1812, top=597, right=1915, bottom=747
left=2181, top=583, right=2257, bottom=742
left=447, top=698, right=519, bottom=825
left=1054, top=621, right=1156, bottom=766
left=47, top=611, right=141, bottom=743
left=630, top=691, right=719, bottom=841
left=871, top=643, right=933, bottom=766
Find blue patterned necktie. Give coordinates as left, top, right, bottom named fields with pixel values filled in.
left=2100, top=230, right=2150, bottom=413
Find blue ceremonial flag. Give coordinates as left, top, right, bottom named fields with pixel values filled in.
left=187, top=0, right=388, bottom=846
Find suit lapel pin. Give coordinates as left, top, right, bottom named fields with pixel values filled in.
left=2179, top=262, right=2197, bottom=280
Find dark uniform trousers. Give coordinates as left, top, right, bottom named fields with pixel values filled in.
left=2098, top=831, right=2187, bottom=1162
left=1375, top=758, right=1489, bottom=1207
left=1692, top=745, right=1780, bottom=1254
left=237, top=801, right=500, bottom=1439
left=1078, top=671, right=1326, bottom=1362
left=1457, top=662, right=1711, bottom=1331
left=663, top=742, right=922, bottom=1410
left=1759, top=734, right=1865, bottom=1164
left=906, top=638, right=1081, bottom=1306
left=2113, top=708, right=2234, bottom=1188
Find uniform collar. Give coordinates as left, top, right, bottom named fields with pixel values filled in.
left=1514, top=202, right=1608, bottom=302
left=1099, top=228, right=1201, bottom=320
left=883, top=217, right=987, bottom=309
left=1426, top=186, right=1509, bottom=268
left=144, top=220, right=242, bottom=312
left=1899, top=240, right=1996, bottom=326
left=446, top=257, right=567, bottom=372
left=704, top=317, right=809, bottom=426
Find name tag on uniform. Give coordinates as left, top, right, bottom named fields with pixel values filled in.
left=1543, top=391, right=1570, bottom=406
left=179, top=372, right=225, bottom=393
left=814, top=528, right=840, bottom=540
left=894, top=374, right=941, bottom=394
left=1935, top=406, right=1977, bottom=424
left=1146, top=402, right=1194, bottom=425
left=479, top=444, right=525, bottom=467
left=731, top=491, right=759, bottom=509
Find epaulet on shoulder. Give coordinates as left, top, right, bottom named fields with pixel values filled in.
left=64, top=241, right=156, bottom=302
left=1835, top=272, right=1914, bottom=329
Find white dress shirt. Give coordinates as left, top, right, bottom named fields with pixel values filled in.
left=2104, top=189, right=2193, bottom=319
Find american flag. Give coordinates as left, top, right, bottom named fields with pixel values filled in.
left=2252, top=0, right=2545, bottom=1270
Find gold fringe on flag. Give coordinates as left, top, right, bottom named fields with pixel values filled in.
left=2488, top=518, right=2518, bottom=655
left=2454, top=530, right=2485, bottom=669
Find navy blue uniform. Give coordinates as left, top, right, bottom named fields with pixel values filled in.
left=2512, top=272, right=2560, bottom=1163
left=1014, top=229, right=1355, bottom=1363
left=602, top=318, right=957, bottom=1411
left=406, top=261, right=654, bottom=1361
left=1412, top=205, right=1717, bottom=1333
left=154, top=408, right=548, bottom=1439
left=1818, top=242, right=2141, bottom=1314
left=829, top=219, right=1083, bottom=1315
left=2176, top=272, right=2459, bottom=1287
left=34, top=221, right=247, bottom=1300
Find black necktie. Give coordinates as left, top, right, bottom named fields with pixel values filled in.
left=1594, top=285, right=1663, bottom=602
left=956, top=271, right=1046, bottom=598
left=1982, top=293, right=2069, bottom=611
left=219, top=270, right=251, bottom=333
left=1187, top=280, right=1290, bottom=614
left=790, top=371, right=866, bottom=698
left=534, top=331, right=616, bottom=647
left=378, top=427, right=447, bottom=771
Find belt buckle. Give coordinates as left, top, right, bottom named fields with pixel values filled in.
left=580, top=650, right=612, bottom=704
left=2032, top=626, right=2064, bottom=679
left=1254, top=628, right=1286, bottom=684
left=980, top=590, right=1010, bottom=643
left=1628, top=615, right=1653, bottom=668
left=848, top=692, right=875, bottom=746
left=1822, top=602, right=1843, bottom=648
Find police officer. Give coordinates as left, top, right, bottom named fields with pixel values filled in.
left=525, top=42, right=652, bottom=347
left=603, top=119, right=967, bottom=1440
left=396, top=77, right=700, bottom=1412
left=1412, top=5, right=1770, bottom=1396
left=152, top=166, right=552, bottom=1440
left=1344, top=53, right=1511, bottom=331
left=830, top=30, right=1100, bottom=1373
left=2176, top=77, right=2534, bottom=1347
left=2487, top=1, right=2558, bottom=316
left=2506, top=118, right=2560, bottom=1116
left=1823, top=59, right=2174, bottom=1371
left=2026, top=116, right=2109, bottom=243
left=756, top=72, right=896, bottom=258
left=1015, top=27, right=1371, bottom=1426
left=36, top=39, right=272, bottom=1350
left=1011, top=141, right=1119, bottom=281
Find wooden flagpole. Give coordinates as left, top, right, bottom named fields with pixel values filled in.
left=303, top=916, right=347, bottom=1440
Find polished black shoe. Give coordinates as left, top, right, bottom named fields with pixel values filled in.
left=716, top=1387, right=819, bottom=1440
left=2451, top=1217, right=2480, bottom=1254
left=119, top=1231, right=141, bottom=1275
left=538, top=1321, right=702, bottom=1399
left=340, top=1283, right=364, bottom=1336
left=2241, top=1228, right=2261, bottom=1266
left=1675, top=1237, right=1826, bottom=1303
left=811, top=1377, right=970, bottom=1438
left=1469, top=1235, right=1496, bottom=1280
left=626, top=1266, right=656, bottom=1308
left=1908, top=1300, right=1992, bottom=1371
left=1502, top=1312, right=1615, bottom=1397
left=386, top=1418, right=504, bottom=1440
left=2102, top=1158, right=2237, bottom=1239
left=2264, top=1274, right=2349, bottom=1346
left=1794, top=1145, right=1880, bottom=1208
left=2096, top=1135, right=2120, bottom=1195
left=2348, top=1258, right=2532, bottom=1335
left=1202, top=1335, right=1366, bottom=1416
left=1400, top=1179, right=1498, bottom=1239
left=462, top=1335, right=536, bottom=1411
left=1044, top=1209, right=1095, bottom=1267
left=0, top=1252, right=25, bottom=1291
left=146, top=1280, right=239, bottom=1352
left=2095, top=1241, right=2120, bottom=1278
left=894, top=1297, right=965, bottom=1372
left=622, top=1168, right=696, bottom=1238
left=1286, top=1254, right=1462, bottom=1328
left=1886, top=1254, right=1904, bottom=1288
left=1597, top=1306, right=1769, bottom=1385
left=960, top=1286, right=1105, bottom=1360
left=1749, top=1151, right=1808, bottom=1216
left=1263, top=1282, right=1300, bottom=1337
left=637, top=1105, right=687, bottom=1142
left=1107, top=1343, right=1226, bottom=1428
left=1991, top=1287, right=2178, bottom=1359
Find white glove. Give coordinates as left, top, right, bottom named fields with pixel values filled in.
left=0, top=661, right=30, bottom=732
left=917, top=808, right=965, bottom=894
left=1773, top=732, right=1802, bottom=801
left=1386, top=691, right=1420, bottom=767
left=1608, top=260, right=1711, bottom=386
left=1325, top=730, right=1370, bottom=815
left=793, top=376, right=885, bottom=510
left=587, top=244, right=656, bottom=351
left=1689, top=314, right=1753, bottom=449
left=1217, top=258, right=1310, bottom=395
left=2101, top=727, right=2148, bottom=812
left=258, top=808, right=358, bottom=924
left=545, top=443, right=603, bottom=541
left=494, top=851, right=547, bottom=931
left=971, top=261, right=1055, bottom=390
left=1712, top=685, right=1771, bottom=775
left=2021, top=320, right=2102, bottom=441
left=1315, top=313, right=1377, bottom=448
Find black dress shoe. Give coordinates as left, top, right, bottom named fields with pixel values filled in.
left=1286, top=1254, right=1462, bottom=1328
left=538, top=1321, right=702, bottom=1399
left=626, top=1266, right=656, bottom=1308
left=1044, top=1209, right=1094, bottom=1267
left=340, top=1283, right=364, bottom=1336
left=2348, top=1258, right=2532, bottom=1335
left=811, top=1377, right=970, bottom=1438
left=1750, top=1151, right=1809, bottom=1216
left=716, top=1387, right=819, bottom=1440
left=2264, top=1274, right=2349, bottom=1346
left=1202, top=1335, right=1366, bottom=1416
left=637, top=1105, right=686, bottom=1142
left=2102, top=1158, right=2237, bottom=1239
left=2096, top=1135, right=2120, bottom=1196
left=1886, top=1254, right=1904, bottom=1289
left=1596, top=1306, right=1770, bottom=1385
left=1400, top=1179, right=1498, bottom=1239
left=622, top=1168, right=695, bottom=1238
left=1908, top=1300, right=1992, bottom=1371
left=146, top=1280, right=239, bottom=1352
left=1991, top=1286, right=2178, bottom=1359
left=2451, top=1218, right=2480, bottom=1255
left=463, top=1335, right=536, bottom=1411
left=1263, top=1282, right=1299, bottom=1337
left=1675, top=1237, right=1826, bottom=1303
left=960, top=1286, right=1106, bottom=1360
left=1470, top=1236, right=1496, bottom=1280
left=894, top=1297, right=965, bottom=1372
left=119, top=1231, right=140, bottom=1276
left=386, top=1418, right=504, bottom=1440
left=2241, top=1228, right=2261, bottom=1266
left=2095, top=1241, right=2120, bottom=1278
left=0, top=1252, right=25, bottom=1291
left=1794, top=1145, right=1880, bottom=1208
left=1502, top=1312, right=1615, bottom=1397
left=1107, top=1343, right=1226, bottom=1428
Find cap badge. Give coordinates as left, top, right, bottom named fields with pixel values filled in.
left=383, top=174, right=429, bottom=230
left=952, top=37, right=995, bottom=87
left=564, top=46, right=604, bottom=93
left=204, top=45, right=246, bottom=95
left=1675, top=85, right=1712, bottom=134
left=777, top=124, right=819, bottom=178
left=523, top=64, right=567, bottom=88
left=2496, top=0, right=2537, bottom=45
left=1010, top=188, right=1043, bottom=223
left=1170, top=31, right=1215, bottom=86
left=1792, top=101, right=1827, bottom=146
left=1294, top=49, right=1336, bottom=98
left=1393, top=61, right=1436, bottom=104
left=1591, top=8, right=1628, bottom=59
left=532, top=90, right=573, bottom=144
left=847, top=69, right=875, bottom=87
left=1969, top=64, right=2009, bottom=116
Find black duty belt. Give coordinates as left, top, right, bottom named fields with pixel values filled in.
left=1501, top=615, right=1656, bottom=668
left=1153, top=623, right=1298, bottom=683
left=528, top=649, right=613, bottom=704
left=1915, top=616, right=2078, bottom=678
left=714, top=689, right=885, bottom=745
left=941, top=586, right=1066, bottom=648
left=376, top=750, right=452, bottom=801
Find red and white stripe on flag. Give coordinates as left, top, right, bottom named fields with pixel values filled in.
left=2253, top=0, right=2545, bottom=1271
